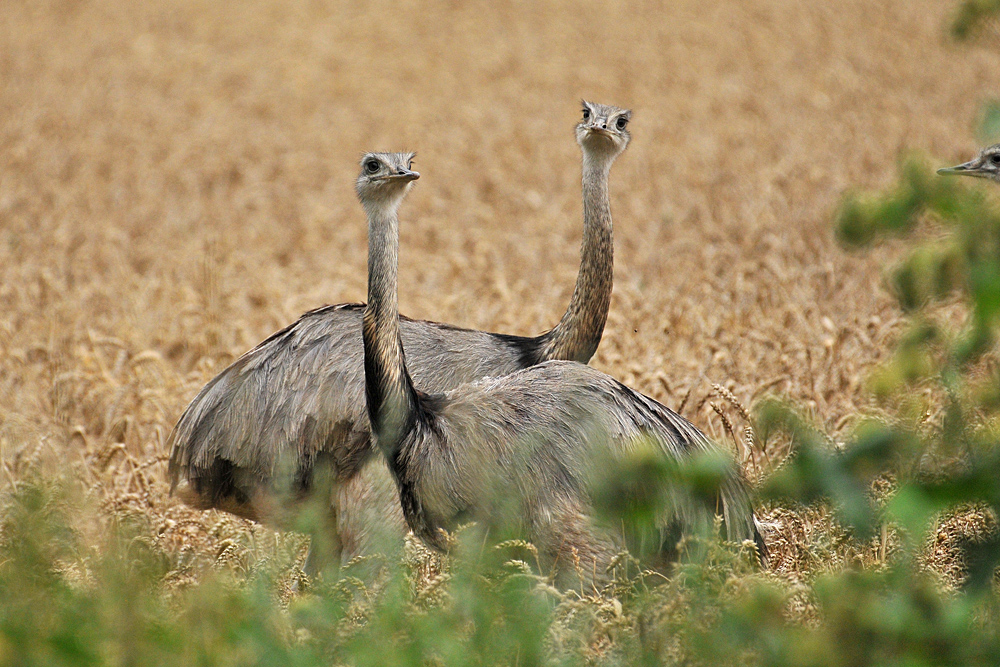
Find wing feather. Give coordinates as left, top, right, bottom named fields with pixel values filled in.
left=167, top=303, right=534, bottom=516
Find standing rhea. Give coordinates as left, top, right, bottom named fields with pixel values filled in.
left=167, top=102, right=632, bottom=565
left=938, top=144, right=1000, bottom=182
left=359, top=152, right=766, bottom=586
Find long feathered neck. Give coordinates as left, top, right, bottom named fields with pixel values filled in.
left=362, top=199, right=418, bottom=454
left=539, top=151, right=615, bottom=363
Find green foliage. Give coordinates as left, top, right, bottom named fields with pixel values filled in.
left=687, top=567, right=1000, bottom=667
left=6, top=469, right=1000, bottom=667
left=837, top=156, right=1000, bottom=351
left=826, top=155, right=1000, bottom=572
left=666, top=150, right=1000, bottom=666
left=0, top=474, right=765, bottom=667
left=950, top=0, right=1000, bottom=42
left=589, top=439, right=735, bottom=562
left=0, top=475, right=681, bottom=667
left=756, top=401, right=909, bottom=539
left=977, top=101, right=1000, bottom=144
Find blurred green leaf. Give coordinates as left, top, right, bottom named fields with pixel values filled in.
left=977, top=100, right=1000, bottom=143
left=951, top=0, right=1000, bottom=42
left=589, top=438, right=735, bottom=563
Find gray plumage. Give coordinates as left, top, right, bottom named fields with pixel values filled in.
left=167, top=103, right=631, bottom=563
left=938, top=143, right=1000, bottom=182
left=360, top=152, right=766, bottom=586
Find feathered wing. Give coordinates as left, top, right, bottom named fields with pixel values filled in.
left=167, top=304, right=367, bottom=521
left=397, top=361, right=765, bottom=565
left=588, top=371, right=766, bottom=558
left=167, top=303, right=537, bottom=523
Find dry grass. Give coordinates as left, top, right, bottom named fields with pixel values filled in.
left=2, top=0, right=1000, bottom=596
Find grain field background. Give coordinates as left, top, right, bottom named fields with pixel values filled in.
left=1, top=0, right=999, bottom=595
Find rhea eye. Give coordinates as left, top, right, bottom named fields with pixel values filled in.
left=615, top=116, right=628, bottom=130
left=582, top=108, right=590, bottom=121
left=365, top=160, right=381, bottom=174
left=991, top=154, right=1000, bottom=165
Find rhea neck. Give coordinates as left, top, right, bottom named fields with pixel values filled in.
left=540, top=146, right=617, bottom=363
left=362, top=193, right=418, bottom=453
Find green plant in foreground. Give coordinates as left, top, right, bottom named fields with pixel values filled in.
left=831, top=155, right=1000, bottom=566
left=951, top=0, right=1000, bottom=42
left=629, top=151, right=1000, bottom=666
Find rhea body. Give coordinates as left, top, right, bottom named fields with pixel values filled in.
left=167, top=103, right=632, bottom=563
left=360, top=153, right=766, bottom=584
left=938, top=144, right=1000, bottom=182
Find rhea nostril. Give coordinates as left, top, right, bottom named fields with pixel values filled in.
left=600, top=122, right=607, bottom=129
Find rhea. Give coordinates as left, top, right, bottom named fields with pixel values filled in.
left=167, top=102, right=632, bottom=565
left=938, top=144, right=1000, bottom=182
left=359, top=152, right=766, bottom=584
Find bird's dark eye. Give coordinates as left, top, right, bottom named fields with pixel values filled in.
left=582, top=108, right=590, bottom=121
left=365, top=160, right=381, bottom=174
left=991, top=154, right=1000, bottom=165
left=615, top=116, right=628, bottom=130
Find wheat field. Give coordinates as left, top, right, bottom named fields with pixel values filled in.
left=1, top=0, right=999, bottom=583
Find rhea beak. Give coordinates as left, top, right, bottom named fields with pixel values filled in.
left=585, top=125, right=614, bottom=138
left=937, top=160, right=987, bottom=178
left=373, top=170, right=420, bottom=182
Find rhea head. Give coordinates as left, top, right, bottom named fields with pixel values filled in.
left=576, top=101, right=632, bottom=160
left=938, top=144, right=1000, bottom=183
left=356, top=152, right=420, bottom=211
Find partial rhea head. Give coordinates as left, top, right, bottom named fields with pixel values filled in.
left=938, top=144, right=1000, bottom=182
left=576, top=101, right=632, bottom=158
left=356, top=152, right=420, bottom=209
